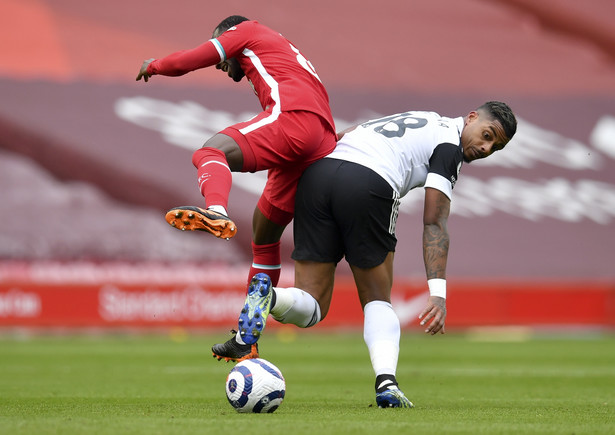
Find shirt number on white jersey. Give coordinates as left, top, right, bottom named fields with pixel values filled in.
left=289, top=43, right=322, bottom=83
left=363, top=113, right=428, bottom=138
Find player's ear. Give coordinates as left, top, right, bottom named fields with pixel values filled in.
left=464, top=111, right=479, bottom=126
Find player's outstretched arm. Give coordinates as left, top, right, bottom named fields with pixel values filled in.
left=137, top=42, right=222, bottom=80
left=419, top=187, right=450, bottom=335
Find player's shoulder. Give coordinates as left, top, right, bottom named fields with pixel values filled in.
left=404, top=111, right=455, bottom=131
left=234, top=20, right=276, bottom=34
left=432, top=115, right=463, bottom=143
left=222, top=20, right=263, bottom=36
left=219, top=20, right=281, bottom=49
left=413, top=111, right=459, bottom=128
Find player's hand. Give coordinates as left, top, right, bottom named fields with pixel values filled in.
left=136, top=59, right=155, bottom=82
left=418, top=296, right=446, bottom=335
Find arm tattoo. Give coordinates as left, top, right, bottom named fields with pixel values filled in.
left=423, top=194, right=450, bottom=280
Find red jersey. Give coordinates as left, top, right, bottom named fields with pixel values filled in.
left=147, top=20, right=335, bottom=132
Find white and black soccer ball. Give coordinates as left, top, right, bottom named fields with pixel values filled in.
left=225, top=358, right=286, bottom=413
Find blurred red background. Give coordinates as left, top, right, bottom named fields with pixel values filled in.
left=1, top=0, right=614, bottom=329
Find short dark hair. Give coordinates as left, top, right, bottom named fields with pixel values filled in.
left=478, top=101, right=517, bottom=141
left=214, top=15, right=250, bottom=36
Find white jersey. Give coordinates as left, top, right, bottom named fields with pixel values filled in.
left=327, top=111, right=465, bottom=200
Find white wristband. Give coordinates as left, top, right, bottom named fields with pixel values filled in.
left=428, top=278, right=446, bottom=299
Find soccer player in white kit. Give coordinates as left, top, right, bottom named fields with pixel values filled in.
left=213, top=101, right=517, bottom=408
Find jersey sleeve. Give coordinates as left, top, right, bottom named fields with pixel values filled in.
left=147, top=21, right=253, bottom=76
left=212, top=21, right=254, bottom=60
left=424, top=142, right=463, bottom=200
left=146, top=40, right=222, bottom=77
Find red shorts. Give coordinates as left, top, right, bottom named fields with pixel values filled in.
left=221, top=110, right=336, bottom=226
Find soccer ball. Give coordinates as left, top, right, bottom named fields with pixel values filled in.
left=225, top=358, right=286, bottom=413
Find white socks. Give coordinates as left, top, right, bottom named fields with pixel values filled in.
left=363, top=300, right=400, bottom=376
left=270, top=287, right=321, bottom=328
left=237, top=288, right=400, bottom=381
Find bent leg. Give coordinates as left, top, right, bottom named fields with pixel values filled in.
left=192, top=133, right=243, bottom=211
left=269, top=260, right=336, bottom=327
left=165, top=134, right=242, bottom=237
left=270, top=286, right=322, bottom=328
left=201, top=133, right=243, bottom=170
left=294, top=260, right=336, bottom=319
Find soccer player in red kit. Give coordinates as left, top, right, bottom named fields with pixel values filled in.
left=136, top=16, right=337, bottom=288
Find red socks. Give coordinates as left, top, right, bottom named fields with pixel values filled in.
left=192, top=147, right=232, bottom=209
left=192, top=148, right=282, bottom=290
left=248, top=241, right=282, bottom=289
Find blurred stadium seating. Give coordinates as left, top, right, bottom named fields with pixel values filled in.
left=1, top=0, right=613, bottom=329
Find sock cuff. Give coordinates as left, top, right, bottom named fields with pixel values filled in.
left=364, top=300, right=393, bottom=311
left=375, top=374, right=398, bottom=393
left=252, top=240, right=281, bottom=256
left=251, top=241, right=281, bottom=270
left=191, top=147, right=227, bottom=168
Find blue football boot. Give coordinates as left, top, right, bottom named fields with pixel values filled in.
left=238, top=273, right=273, bottom=345
left=376, top=388, right=414, bottom=408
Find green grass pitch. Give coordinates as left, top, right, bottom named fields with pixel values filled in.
left=0, top=330, right=613, bottom=434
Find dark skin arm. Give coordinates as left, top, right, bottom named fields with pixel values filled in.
left=418, top=187, right=450, bottom=335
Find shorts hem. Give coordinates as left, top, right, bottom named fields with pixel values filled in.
left=220, top=127, right=255, bottom=172
left=257, top=196, right=294, bottom=227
